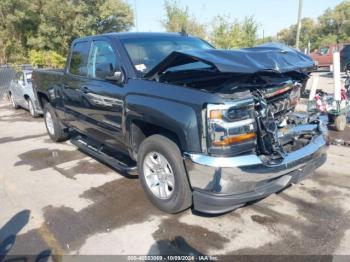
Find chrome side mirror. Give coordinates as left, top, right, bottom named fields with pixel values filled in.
left=105, top=69, right=125, bottom=85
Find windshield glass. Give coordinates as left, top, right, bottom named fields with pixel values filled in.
left=26, top=73, right=32, bottom=83
left=120, top=36, right=213, bottom=75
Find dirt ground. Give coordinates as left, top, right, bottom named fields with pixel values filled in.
left=0, top=72, right=350, bottom=261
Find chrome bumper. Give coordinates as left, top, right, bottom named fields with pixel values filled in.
left=184, top=125, right=328, bottom=196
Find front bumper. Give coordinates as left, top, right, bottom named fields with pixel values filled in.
left=184, top=124, right=328, bottom=214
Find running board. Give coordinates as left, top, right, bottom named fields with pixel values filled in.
left=70, top=136, right=137, bottom=174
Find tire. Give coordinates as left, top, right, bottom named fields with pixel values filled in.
left=44, top=103, right=70, bottom=142
left=346, top=63, right=350, bottom=72
left=10, top=93, right=19, bottom=109
left=28, top=98, right=39, bottom=118
left=334, top=114, right=347, bottom=131
left=137, top=134, right=192, bottom=213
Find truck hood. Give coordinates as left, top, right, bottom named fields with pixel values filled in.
left=145, top=43, right=314, bottom=79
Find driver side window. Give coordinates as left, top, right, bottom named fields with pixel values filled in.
left=87, top=40, right=117, bottom=80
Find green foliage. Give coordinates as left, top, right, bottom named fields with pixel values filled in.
left=28, top=50, right=66, bottom=68
left=277, top=0, right=350, bottom=51
left=161, top=0, right=206, bottom=39
left=160, top=1, right=258, bottom=48
left=210, top=15, right=258, bottom=49
left=0, top=0, right=134, bottom=65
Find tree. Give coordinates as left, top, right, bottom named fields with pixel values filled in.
left=211, top=15, right=258, bottom=49
left=161, top=0, right=206, bottom=39
left=0, top=0, right=134, bottom=64
left=29, top=50, right=66, bottom=68
left=0, top=0, right=39, bottom=63
left=277, top=0, right=350, bottom=51
left=318, top=1, right=350, bottom=44
left=28, top=0, right=134, bottom=55
left=277, top=18, right=318, bottom=51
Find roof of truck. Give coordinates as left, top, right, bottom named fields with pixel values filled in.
left=73, top=32, right=195, bottom=42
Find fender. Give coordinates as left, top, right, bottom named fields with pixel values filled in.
left=125, top=94, right=202, bottom=153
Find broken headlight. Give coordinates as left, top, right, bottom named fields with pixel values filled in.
left=207, top=99, right=257, bottom=156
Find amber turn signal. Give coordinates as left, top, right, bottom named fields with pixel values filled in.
left=209, top=110, right=223, bottom=119
left=212, top=132, right=256, bottom=146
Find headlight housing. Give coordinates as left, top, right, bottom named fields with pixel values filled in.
left=207, top=99, right=257, bottom=156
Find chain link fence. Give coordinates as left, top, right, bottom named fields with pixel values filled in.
left=0, top=65, right=33, bottom=101
left=0, top=65, right=15, bottom=101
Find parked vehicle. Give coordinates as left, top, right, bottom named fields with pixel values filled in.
left=310, top=43, right=350, bottom=71
left=32, top=33, right=328, bottom=214
left=9, top=69, right=43, bottom=117
left=340, top=44, right=350, bottom=72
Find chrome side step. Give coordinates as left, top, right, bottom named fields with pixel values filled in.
left=70, top=136, right=137, bottom=174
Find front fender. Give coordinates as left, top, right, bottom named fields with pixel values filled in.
left=125, top=94, right=202, bottom=153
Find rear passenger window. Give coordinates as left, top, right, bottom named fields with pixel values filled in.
left=69, top=41, right=90, bottom=76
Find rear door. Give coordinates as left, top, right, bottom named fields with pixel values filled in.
left=77, top=38, right=125, bottom=149
left=62, top=40, right=91, bottom=132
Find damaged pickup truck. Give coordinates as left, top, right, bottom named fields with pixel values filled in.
left=32, top=33, right=328, bottom=214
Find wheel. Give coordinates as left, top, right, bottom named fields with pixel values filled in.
left=44, top=103, right=70, bottom=142
left=137, top=134, right=192, bottom=213
left=28, top=98, right=39, bottom=118
left=345, top=63, right=350, bottom=73
left=10, top=93, right=19, bottom=109
left=334, top=114, right=347, bottom=131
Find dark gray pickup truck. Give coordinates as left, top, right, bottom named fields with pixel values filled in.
left=32, top=32, right=328, bottom=214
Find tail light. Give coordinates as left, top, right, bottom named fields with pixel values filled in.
left=207, top=99, right=257, bottom=156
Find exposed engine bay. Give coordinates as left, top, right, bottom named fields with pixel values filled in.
left=145, top=43, right=322, bottom=159
left=160, top=70, right=323, bottom=158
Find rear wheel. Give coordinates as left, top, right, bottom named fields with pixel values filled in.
left=137, top=134, right=192, bottom=213
left=346, top=63, right=350, bottom=72
left=10, top=93, right=19, bottom=109
left=334, top=114, right=347, bottom=131
left=44, top=103, right=70, bottom=142
left=28, top=98, right=39, bottom=118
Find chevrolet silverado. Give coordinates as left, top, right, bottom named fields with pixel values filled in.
left=32, top=32, right=328, bottom=214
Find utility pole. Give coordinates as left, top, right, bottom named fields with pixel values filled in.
left=134, top=0, right=139, bottom=32
left=262, top=30, right=265, bottom=42
left=295, top=0, right=303, bottom=50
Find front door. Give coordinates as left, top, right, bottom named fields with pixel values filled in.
left=76, top=38, right=125, bottom=149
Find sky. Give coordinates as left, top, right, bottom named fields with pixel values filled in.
left=126, top=0, right=344, bottom=37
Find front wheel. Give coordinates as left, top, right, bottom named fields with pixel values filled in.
left=10, top=93, right=19, bottom=109
left=137, top=134, right=192, bottom=213
left=334, top=114, right=347, bottom=131
left=44, top=103, right=70, bottom=142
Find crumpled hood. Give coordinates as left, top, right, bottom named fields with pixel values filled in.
left=145, top=43, right=314, bottom=79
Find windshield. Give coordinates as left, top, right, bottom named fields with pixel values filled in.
left=26, top=73, right=32, bottom=83
left=120, top=36, right=213, bottom=75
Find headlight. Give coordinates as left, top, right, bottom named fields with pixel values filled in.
left=207, top=99, right=257, bottom=156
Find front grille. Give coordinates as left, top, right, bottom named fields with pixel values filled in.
left=265, top=86, right=299, bottom=116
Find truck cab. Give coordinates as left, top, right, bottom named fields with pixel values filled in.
left=33, top=33, right=328, bottom=214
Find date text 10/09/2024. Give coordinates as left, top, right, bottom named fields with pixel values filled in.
left=127, top=255, right=218, bottom=261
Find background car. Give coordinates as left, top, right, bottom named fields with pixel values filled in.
left=8, top=69, right=43, bottom=117
left=311, top=43, right=350, bottom=71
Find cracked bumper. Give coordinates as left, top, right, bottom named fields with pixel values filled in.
left=184, top=126, right=328, bottom=214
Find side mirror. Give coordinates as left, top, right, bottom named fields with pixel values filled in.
left=105, top=69, right=125, bottom=85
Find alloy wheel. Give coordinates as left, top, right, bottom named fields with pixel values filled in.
left=45, top=111, right=55, bottom=135
left=143, top=151, right=175, bottom=200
